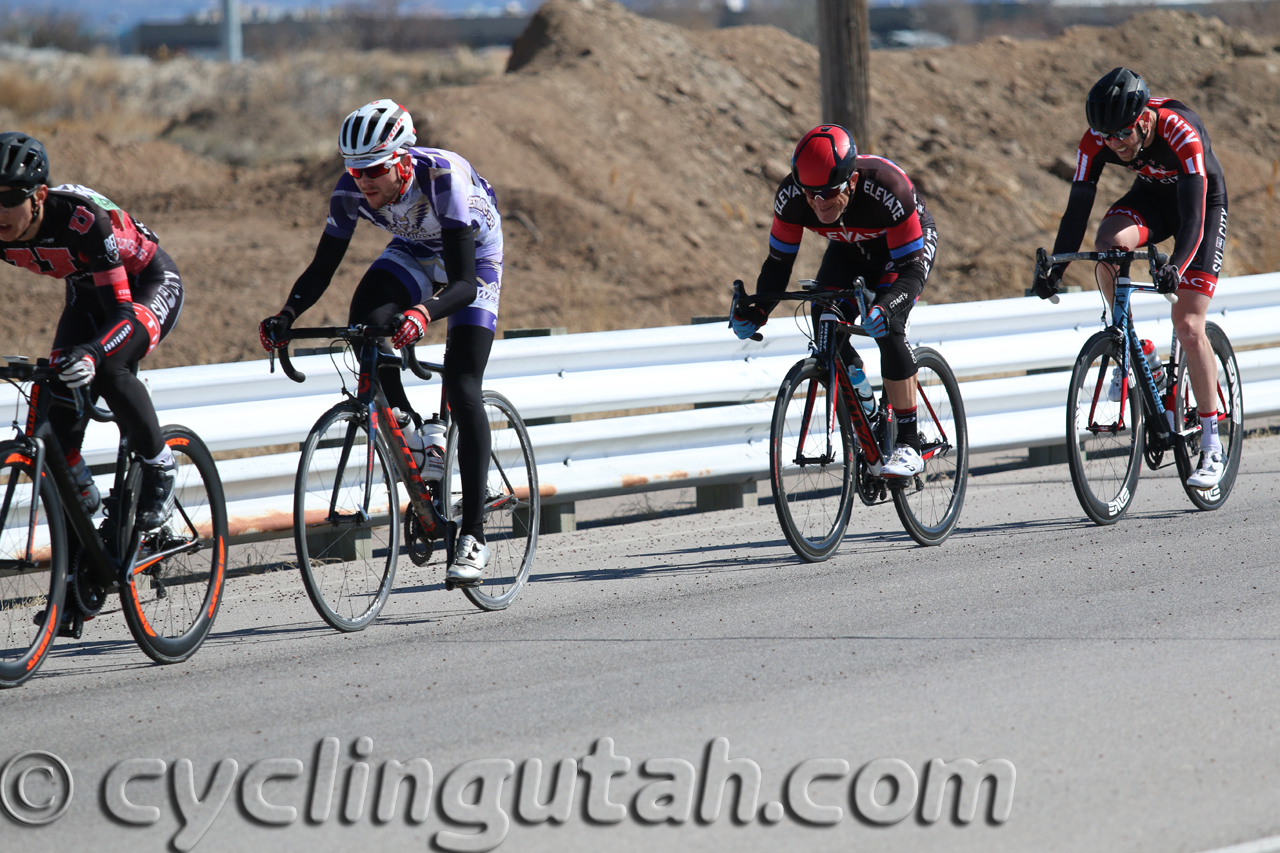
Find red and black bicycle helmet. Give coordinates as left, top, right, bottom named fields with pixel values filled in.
left=790, top=125, right=858, bottom=191
left=1085, top=68, right=1150, bottom=135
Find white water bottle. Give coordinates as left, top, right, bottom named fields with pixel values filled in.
left=850, top=365, right=877, bottom=420
left=417, top=418, right=446, bottom=481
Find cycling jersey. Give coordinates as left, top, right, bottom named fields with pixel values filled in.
left=287, top=147, right=504, bottom=330
left=1052, top=98, right=1228, bottom=281
left=0, top=185, right=179, bottom=461
left=760, top=155, right=937, bottom=302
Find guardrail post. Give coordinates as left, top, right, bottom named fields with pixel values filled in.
left=690, top=315, right=760, bottom=511
left=504, top=327, right=575, bottom=533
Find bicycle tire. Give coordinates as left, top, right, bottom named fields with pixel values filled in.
left=119, top=426, right=229, bottom=664
left=442, top=390, right=539, bottom=611
left=1066, top=331, right=1145, bottom=525
left=891, top=347, right=969, bottom=545
left=1172, top=321, right=1243, bottom=510
left=769, top=358, right=855, bottom=562
left=0, top=443, right=67, bottom=687
left=294, top=403, right=399, bottom=632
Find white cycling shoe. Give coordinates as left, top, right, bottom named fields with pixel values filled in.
left=447, top=535, right=490, bottom=585
left=881, top=444, right=924, bottom=478
left=1186, top=450, right=1225, bottom=490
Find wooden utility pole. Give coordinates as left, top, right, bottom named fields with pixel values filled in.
left=817, top=0, right=871, bottom=149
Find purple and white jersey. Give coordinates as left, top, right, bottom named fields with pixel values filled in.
left=323, top=147, right=503, bottom=262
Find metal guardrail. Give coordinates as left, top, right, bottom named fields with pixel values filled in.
left=4, top=272, right=1278, bottom=538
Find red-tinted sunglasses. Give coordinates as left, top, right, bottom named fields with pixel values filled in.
left=802, top=182, right=848, bottom=201
left=1101, top=120, right=1139, bottom=142
left=346, top=161, right=395, bottom=180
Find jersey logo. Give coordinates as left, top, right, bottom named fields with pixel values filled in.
left=3, top=247, right=78, bottom=278
left=69, top=206, right=94, bottom=235
left=861, top=180, right=905, bottom=219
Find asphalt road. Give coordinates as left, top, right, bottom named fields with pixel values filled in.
left=3, top=435, right=1280, bottom=853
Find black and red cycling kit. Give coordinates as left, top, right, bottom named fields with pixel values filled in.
left=1051, top=98, right=1228, bottom=297
left=756, top=155, right=937, bottom=381
left=0, top=185, right=183, bottom=462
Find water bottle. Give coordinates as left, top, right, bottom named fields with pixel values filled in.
left=1140, top=339, right=1164, bottom=389
left=416, top=418, right=447, bottom=482
left=849, top=365, right=878, bottom=421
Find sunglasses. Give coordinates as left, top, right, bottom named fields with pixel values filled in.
left=802, top=182, right=848, bottom=201
left=346, top=161, right=395, bottom=180
left=1101, top=122, right=1139, bottom=142
left=0, top=187, right=35, bottom=208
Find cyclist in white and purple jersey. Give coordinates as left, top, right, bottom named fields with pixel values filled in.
left=259, top=99, right=503, bottom=583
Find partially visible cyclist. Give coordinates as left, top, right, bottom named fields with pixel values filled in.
left=0, top=132, right=183, bottom=529
left=259, top=99, right=503, bottom=584
left=1032, top=67, right=1229, bottom=489
left=733, top=123, right=938, bottom=478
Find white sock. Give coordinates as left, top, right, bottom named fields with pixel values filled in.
left=144, top=444, right=175, bottom=467
left=1199, top=412, right=1222, bottom=455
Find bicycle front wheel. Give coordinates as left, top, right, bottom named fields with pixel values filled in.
left=1066, top=331, right=1145, bottom=525
left=442, top=390, right=538, bottom=611
left=0, top=442, right=66, bottom=687
left=1172, top=321, right=1243, bottom=509
left=119, top=426, right=229, bottom=664
left=769, top=358, right=855, bottom=562
left=891, top=347, right=968, bottom=545
left=294, top=404, right=399, bottom=632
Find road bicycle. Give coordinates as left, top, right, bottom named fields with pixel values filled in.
left=0, top=357, right=227, bottom=687
left=1034, top=246, right=1242, bottom=525
left=734, top=280, right=969, bottom=562
left=272, top=325, right=538, bottom=628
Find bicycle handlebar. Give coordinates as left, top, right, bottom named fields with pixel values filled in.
left=731, top=279, right=873, bottom=339
left=1035, top=246, right=1178, bottom=305
left=269, top=325, right=436, bottom=384
left=0, top=359, right=115, bottom=422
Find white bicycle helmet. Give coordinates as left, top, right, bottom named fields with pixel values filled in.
left=339, top=99, right=417, bottom=168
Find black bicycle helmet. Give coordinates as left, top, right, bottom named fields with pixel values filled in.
left=1085, top=68, right=1150, bottom=135
left=791, top=125, right=858, bottom=191
left=0, top=132, right=49, bottom=189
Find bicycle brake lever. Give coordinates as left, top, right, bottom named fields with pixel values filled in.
left=1049, top=294, right=1060, bottom=305
left=268, top=349, right=275, bottom=374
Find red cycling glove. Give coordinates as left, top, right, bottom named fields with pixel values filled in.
left=391, top=308, right=429, bottom=349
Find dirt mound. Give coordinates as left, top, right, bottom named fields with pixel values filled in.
left=1, top=5, right=1277, bottom=368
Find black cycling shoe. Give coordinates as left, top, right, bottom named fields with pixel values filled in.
left=137, top=457, right=177, bottom=531
left=68, top=457, right=100, bottom=516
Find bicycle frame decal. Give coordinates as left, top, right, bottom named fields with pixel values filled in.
left=167, top=437, right=190, bottom=448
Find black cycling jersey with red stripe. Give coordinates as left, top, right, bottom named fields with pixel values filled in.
left=766, top=155, right=936, bottom=275
left=1053, top=98, right=1227, bottom=276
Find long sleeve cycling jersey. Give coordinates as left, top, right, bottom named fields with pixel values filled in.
left=757, top=155, right=936, bottom=320
left=284, top=147, right=502, bottom=321
left=0, top=185, right=160, bottom=356
left=1051, top=98, right=1227, bottom=277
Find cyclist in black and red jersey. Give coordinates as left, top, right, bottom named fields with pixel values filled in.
left=733, top=124, right=938, bottom=478
left=1033, top=67, right=1229, bottom=489
left=0, top=132, right=182, bottom=528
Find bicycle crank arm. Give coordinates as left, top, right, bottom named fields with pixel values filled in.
left=128, top=539, right=203, bottom=577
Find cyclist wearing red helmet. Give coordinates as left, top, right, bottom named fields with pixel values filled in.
left=734, top=124, right=938, bottom=477
left=1032, top=67, right=1229, bottom=489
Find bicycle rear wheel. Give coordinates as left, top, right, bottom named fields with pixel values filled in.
left=294, top=404, right=399, bottom=631
left=769, top=358, right=855, bottom=562
left=1172, top=321, right=1242, bottom=509
left=442, top=390, right=538, bottom=611
left=891, top=347, right=968, bottom=545
left=119, top=426, right=229, bottom=664
left=1066, top=331, right=1145, bottom=525
left=0, top=443, right=66, bottom=687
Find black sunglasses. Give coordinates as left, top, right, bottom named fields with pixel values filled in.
left=1101, top=122, right=1139, bottom=142
left=0, top=187, right=35, bottom=209
left=803, top=182, right=848, bottom=201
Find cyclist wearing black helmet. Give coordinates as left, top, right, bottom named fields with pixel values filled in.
left=1033, top=67, right=1229, bottom=489
left=733, top=124, right=938, bottom=478
left=0, top=131, right=183, bottom=529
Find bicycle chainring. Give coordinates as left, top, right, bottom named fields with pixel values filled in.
left=404, top=507, right=435, bottom=567
left=70, top=548, right=109, bottom=618
left=855, top=453, right=888, bottom=506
